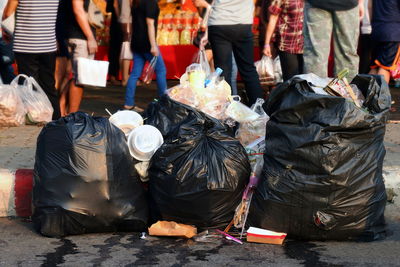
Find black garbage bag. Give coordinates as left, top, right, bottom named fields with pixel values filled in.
left=144, top=95, right=234, bottom=138
left=147, top=97, right=250, bottom=229
left=33, top=112, right=148, bottom=237
left=249, top=75, right=390, bottom=241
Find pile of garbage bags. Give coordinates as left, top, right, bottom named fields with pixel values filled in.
left=33, top=112, right=148, bottom=237
left=32, top=67, right=390, bottom=242
left=249, top=75, right=390, bottom=241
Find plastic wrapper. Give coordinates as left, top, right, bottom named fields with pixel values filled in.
left=33, top=112, right=148, bottom=237
left=167, top=28, right=180, bottom=45
left=236, top=98, right=270, bottom=146
left=255, top=56, right=275, bottom=85
left=0, top=81, right=26, bottom=127
left=157, top=29, right=169, bottom=46
left=180, top=27, right=192, bottom=45
left=142, top=56, right=158, bottom=84
left=148, top=221, right=197, bottom=238
left=249, top=75, right=390, bottom=241
left=145, top=96, right=250, bottom=229
left=11, top=75, right=53, bottom=124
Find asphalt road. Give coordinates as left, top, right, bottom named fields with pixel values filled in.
left=0, top=204, right=399, bottom=266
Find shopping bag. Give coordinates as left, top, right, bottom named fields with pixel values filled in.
left=11, top=74, right=53, bottom=124
left=0, top=78, right=25, bottom=126
left=76, top=57, right=109, bottom=87
left=1, top=12, right=15, bottom=35
left=142, top=56, right=157, bottom=84
left=120, top=41, right=133, bottom=60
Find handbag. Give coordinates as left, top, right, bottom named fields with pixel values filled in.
left=1, top=12, right=15, bottom=35
left=76, top=57, right=109, bottom=87
left=120, top=41, right=133, bottom=60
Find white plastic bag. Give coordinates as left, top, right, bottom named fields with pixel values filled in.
left=142, top=56, right=158, bottom=84
left=0, top=80, right=25, bottom=127
left=225, top=96, right=259, bottom=123
left=77, top=57, right=109, bottom=87
left=255, top=56, right=274, bottom=79
left=236, top=98, right=269, bottom=146
left=11, top=74, right=53, bottom=123
left=193, top=49, right=211, bottom=77
left=274, top=56, right=283, bottom=83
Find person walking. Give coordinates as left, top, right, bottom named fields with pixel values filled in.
left=263, top=0, right=304, bottom=81
left=369, top=0, right=400, bottom=84
left=123, top=0, right=167, bottom=111
left=193, top=0, right=263, bottom=105
left=2, top=0, right=60, bottom=119
left=303, top=0, right=364, bottom=80
left=63, top=0, right=98, bottom=116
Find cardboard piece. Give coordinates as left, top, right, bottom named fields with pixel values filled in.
left=246, top=227, right=287, bottom=245
left=148, top=221, right=197, bottom=239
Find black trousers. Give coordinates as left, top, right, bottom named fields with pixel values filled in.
left=209, top=24, right=263, bottom=105
left=14, top=52, right=61, bottom=120
left=108, top=9, right=123, bottom=77
left=278, top=50, right=304, bottom=81
left=358, top=34, right=374, bottom=74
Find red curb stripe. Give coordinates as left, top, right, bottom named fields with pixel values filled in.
left=14, top=169, right=33, bottom=217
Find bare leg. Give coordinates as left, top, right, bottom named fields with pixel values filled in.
left=59, top=79, right=72, bottom=116
left=68, top=80, right=84, bottom=113
left=55, top=57, right=68, bottom=90
left=121, top=59, right=131, bottom=86
left=377, top=68, right=391, bottom=84
left=369, top=68, right=378, bottom=75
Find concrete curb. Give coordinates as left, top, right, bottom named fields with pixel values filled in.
left=0, top=169, right=33, bottom=217
left=0, top=168, right=398, bottom=218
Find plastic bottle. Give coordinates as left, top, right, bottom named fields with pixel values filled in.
left=205, top=67, right=223, bottom=87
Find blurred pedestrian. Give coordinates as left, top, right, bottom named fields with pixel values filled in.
left=303, top=0, right=364, bottom=80
left=107, top=0, right=123, bottom=86
left=193, top=0, right=263, bottom=105
left=64, top=0, right=98, bottom=115
left=0, top=0, right=15, bottom=84
left=369, top=0, right=400, bottom=84
left=2, top=0, right=61, bottom=119
left=124, top=0, right=167, bottom=112
left=263, top=0, right=304, bottom=81
left=358, top=0, right=373, bottom=74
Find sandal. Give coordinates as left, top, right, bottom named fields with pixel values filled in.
left=123, top=105, right=144, bottom=113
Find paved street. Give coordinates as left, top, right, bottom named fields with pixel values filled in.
left=0, top=82, right=399, bottom=266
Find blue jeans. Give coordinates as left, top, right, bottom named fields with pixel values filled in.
left=125, top=52, right=167, bottom=106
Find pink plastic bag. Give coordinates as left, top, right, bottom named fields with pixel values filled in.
left=142, top=56, right=158, bottom=84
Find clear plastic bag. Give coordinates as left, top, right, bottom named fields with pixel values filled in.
left=255, top=56, right=275, bottom=85
left=274, top=56, right=283, bottom=83
left=11, top=74, right=53, bottom=123
left=142, top=56, right=158, bottom=84
left=236, top=98, right=269, bottom=146
left=0, top=78, right=26, bottom=127
left=193, top=49, right=211, bottom=77
left=225, top=96, right=260, bottom=123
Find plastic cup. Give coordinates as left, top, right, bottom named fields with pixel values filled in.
left=127, top=125, right=164, bottom=161
left=109, top=110, right=143, bottom=136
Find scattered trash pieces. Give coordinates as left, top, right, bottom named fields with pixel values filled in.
left=148, top=221, right=197, bottom=239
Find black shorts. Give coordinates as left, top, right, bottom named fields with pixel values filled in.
left=371, top=42, right=400, bottom=70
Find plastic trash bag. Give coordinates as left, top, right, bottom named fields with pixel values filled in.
left=33, top=112, right=148, bottom=237
left=146, top=96, right=250, bottom=229
left=142, top=56, right=158, bottom=84
left=0, top=79, right=25, bottom=127
left=255, top=56, right=275, bottom=85
left=11, top=74, right=53, bottom=123
left=193, top=49, right=211, bottom=77
left=249, top=75, right=391, bottom=241
left=236, top=98, right=269, bottom=146
left=225, top=96, right=259, bottom=123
